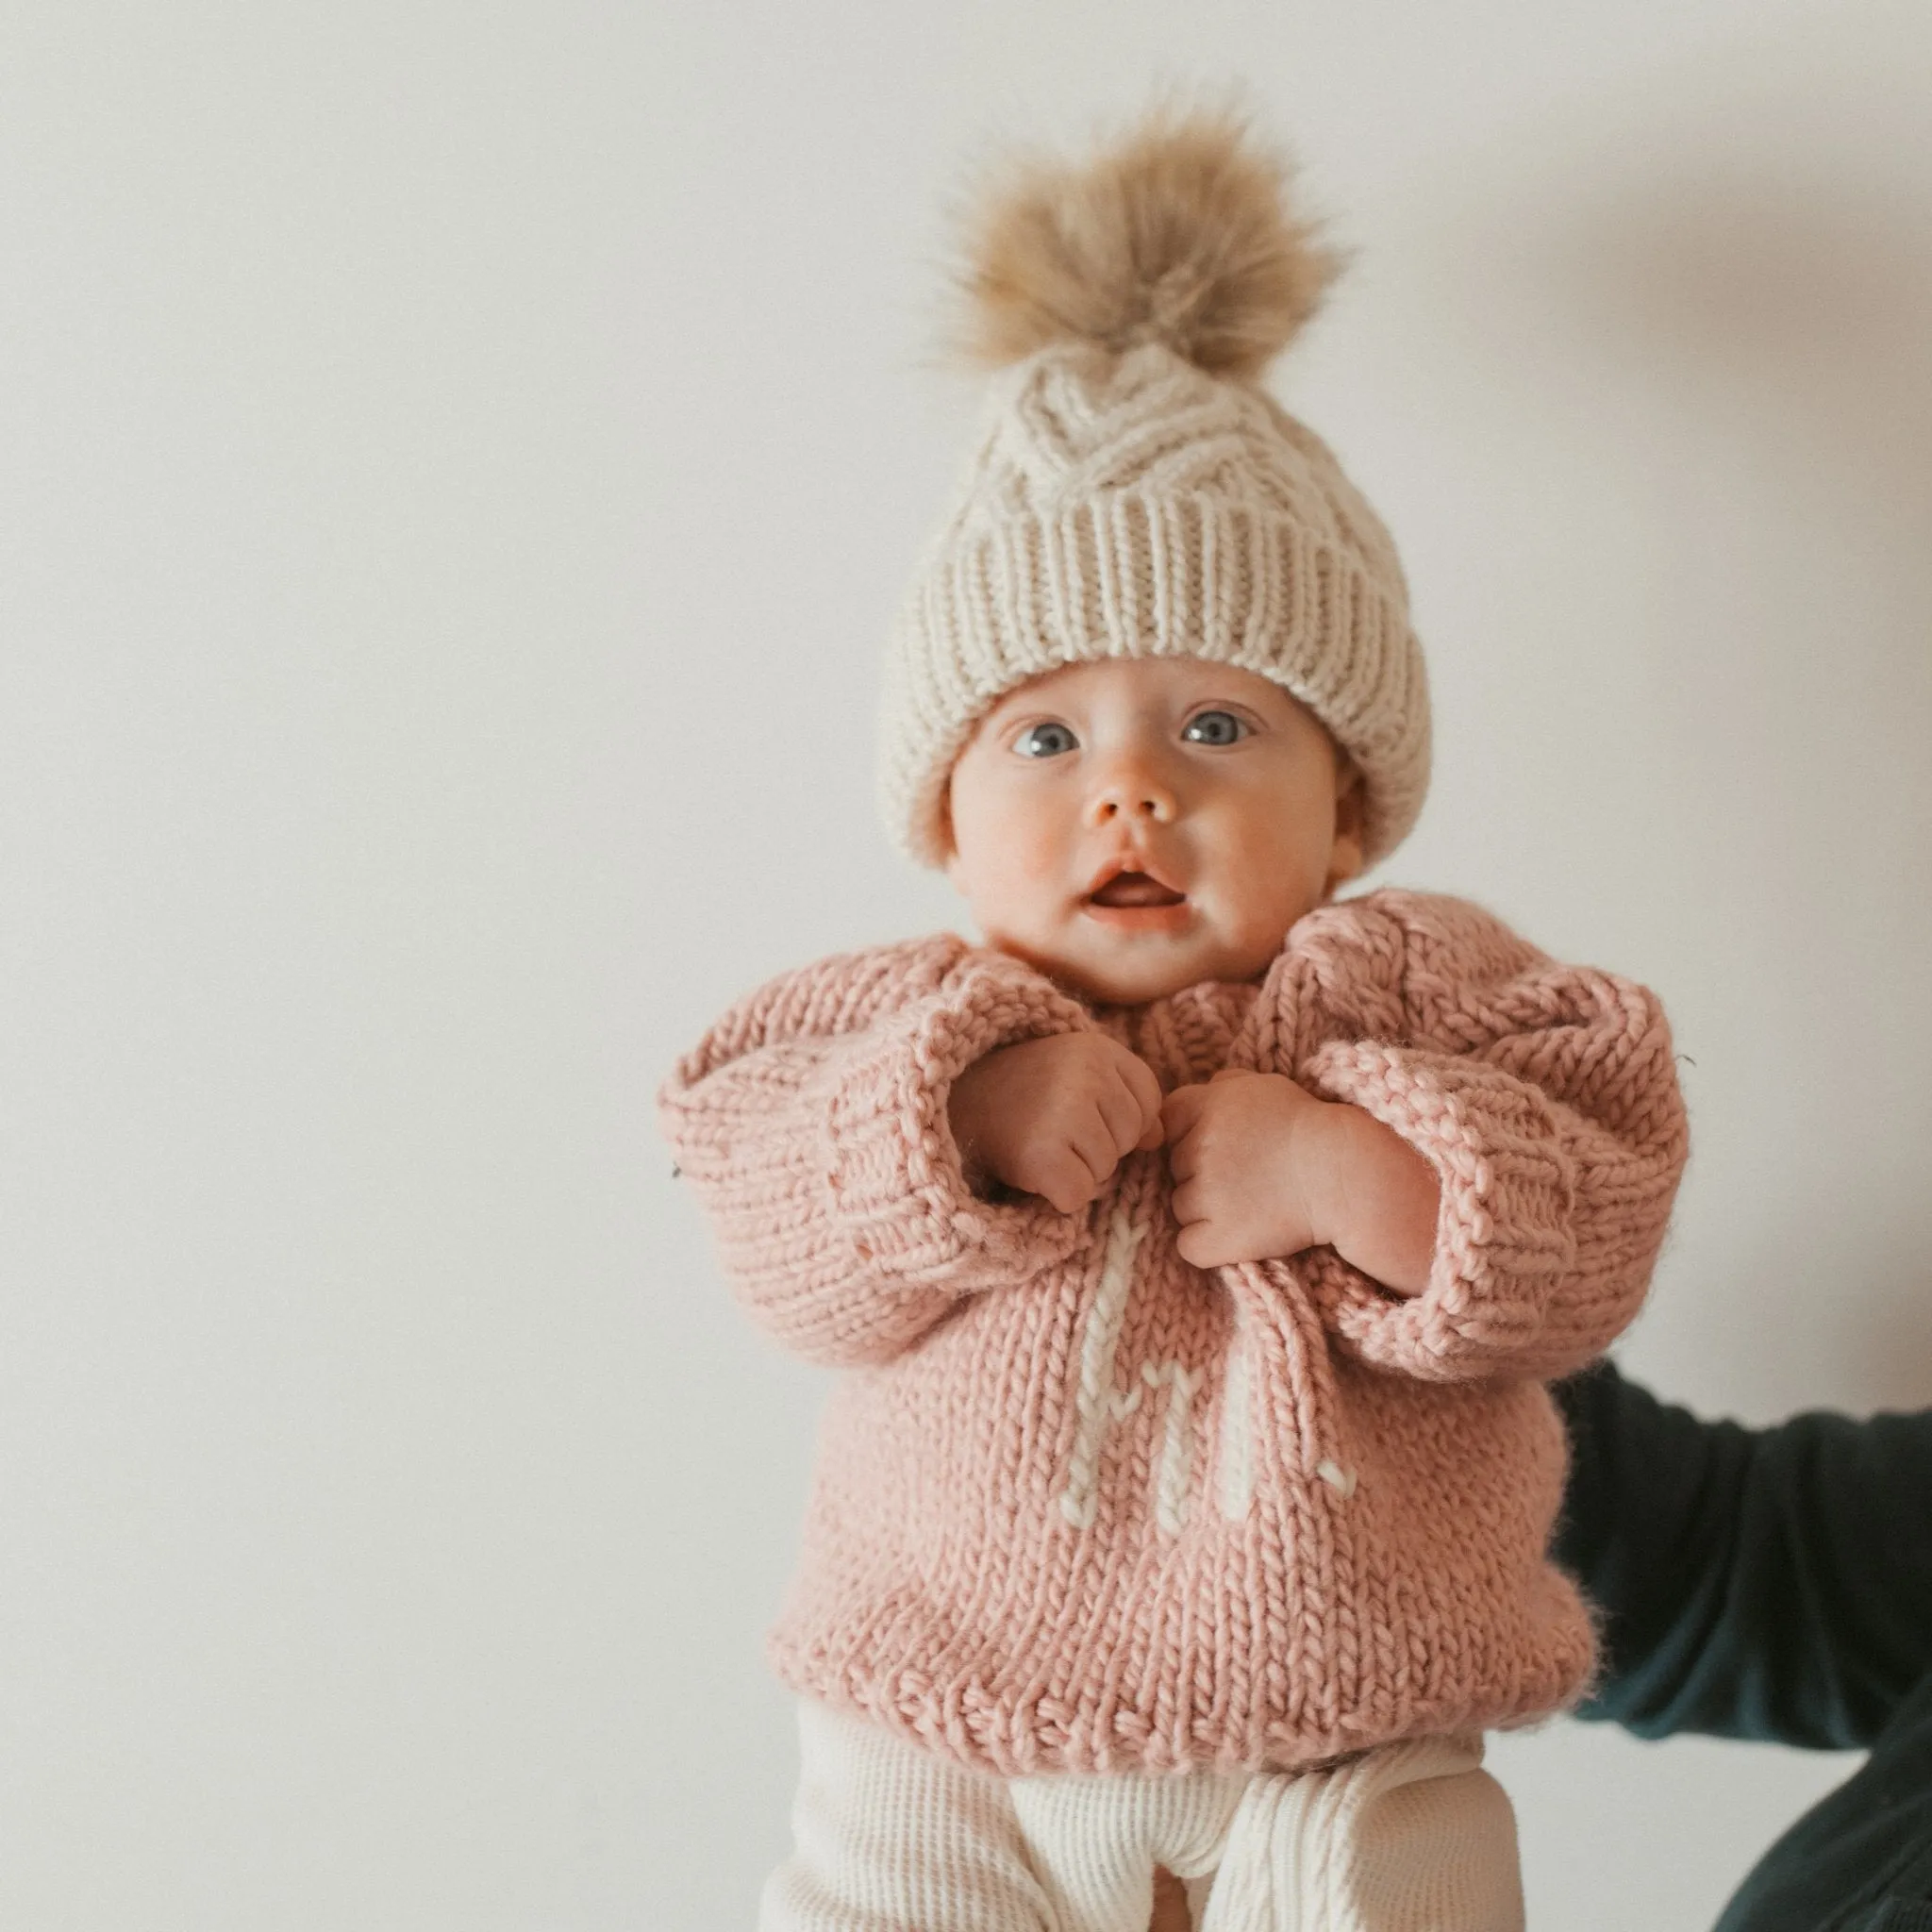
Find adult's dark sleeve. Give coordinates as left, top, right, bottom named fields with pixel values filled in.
left=1553, top=1359, right=1932, bottom=1749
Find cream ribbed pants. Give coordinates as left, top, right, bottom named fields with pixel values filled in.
left=761, top=1703, right=1524, bottom=1932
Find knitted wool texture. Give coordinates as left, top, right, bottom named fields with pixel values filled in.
left=879, top=340, right=1430, bottom=869
left=661, top=891, right=1688, bottom=1778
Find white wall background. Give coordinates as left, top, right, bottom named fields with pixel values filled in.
left=4, top=2, right=1929, bottom=1926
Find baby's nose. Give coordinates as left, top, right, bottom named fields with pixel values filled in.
left=1086, top=771, right=1177, bottom=826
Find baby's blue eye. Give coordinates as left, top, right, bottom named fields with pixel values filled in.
left=1014, top=722, right=1078, bottom=758
left=1182, top=709, right=1247, bottom=746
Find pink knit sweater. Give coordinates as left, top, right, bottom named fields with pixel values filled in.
left=661, top=891, right=1687, bottom=1779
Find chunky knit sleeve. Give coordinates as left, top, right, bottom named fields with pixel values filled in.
left=658, top=937, right=1095, bottom=1367
left=1296, top=892, right=1688, bottom=1383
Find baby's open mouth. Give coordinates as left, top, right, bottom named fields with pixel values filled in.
left=1087, top=872, right=1187, bottom=908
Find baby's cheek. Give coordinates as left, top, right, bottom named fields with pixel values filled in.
left=985, top=819, right=1064, bottom=899
left=1250, top=829, right=1333, bottom=924
left=955, top=816, right=1065, bottom=936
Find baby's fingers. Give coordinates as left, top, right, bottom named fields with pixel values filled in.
left=1117, top=1051, right=1166, bottom=1151
left=1093, top=1074, right=1153, bottom=1165
left=1169, top=1175, right=1207, bottom=1227
left=1063, top=1102, right=1135, bottom=1196
left=1161, top=1082, right=1210, bottom=1143
left=1174, top=1219, right=1240, bottom=1270
left=1170, top=1180, right=1232, bottom=1268
left=1027, top=1145, right=1103, bottom=1216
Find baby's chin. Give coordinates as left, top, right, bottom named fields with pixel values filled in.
left=984, top=924, right=1291, bottom=1008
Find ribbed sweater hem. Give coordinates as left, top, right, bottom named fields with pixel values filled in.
left=768, top=1638, right=1591, bottom=1780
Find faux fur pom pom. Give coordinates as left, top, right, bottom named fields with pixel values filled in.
left=958, top=107, right=1341, bottom=379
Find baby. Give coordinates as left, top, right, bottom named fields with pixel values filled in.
left=662, top=111, right=1688, bottom=1932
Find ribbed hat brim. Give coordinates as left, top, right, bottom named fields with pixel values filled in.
left=880, top=490, right=1430, bottom=868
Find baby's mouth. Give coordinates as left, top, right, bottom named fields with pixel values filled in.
left=1086, top=871, right=1187, bottom=909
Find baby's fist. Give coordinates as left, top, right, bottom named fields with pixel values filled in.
left=1163, top=1069, right=1327, bottom=1269
left=947, top=1034, right=1164, bottom=1215
left=1164, top=1069, right=1440, bottom=1291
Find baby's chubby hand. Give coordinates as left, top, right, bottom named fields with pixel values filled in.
left=1164, top=1070, right=1440, bottom=1291
left=947, top=1034, right=1165, bottom=1215
left=1163, top=1069, right=1327, bottom=1269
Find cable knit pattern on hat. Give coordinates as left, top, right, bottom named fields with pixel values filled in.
left=659, top=891, right=1687, bottom=1778
left=880, top=341, right=1430, bottom=870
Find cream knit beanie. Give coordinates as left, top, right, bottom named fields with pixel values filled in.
left=879, top=109, right=1431, bottom=869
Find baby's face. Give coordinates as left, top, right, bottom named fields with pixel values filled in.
left=943, top=658, right=1363, bottom=1006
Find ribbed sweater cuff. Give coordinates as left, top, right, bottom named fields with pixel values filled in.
left=1304, top=1040, right=1577, bottom=1378
left=823, top=962, right=1092, bottom=1283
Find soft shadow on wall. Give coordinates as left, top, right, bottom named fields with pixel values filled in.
left=1571, top=167, right=1932, bottom=1408
left=1390, top=69, right=1932, bottom=1415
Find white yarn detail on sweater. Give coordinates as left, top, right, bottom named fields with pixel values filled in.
left=1215, top=1330, right=1256, bottom=1522
left=1059, top=1198, right=1144, bottom=1530
left=1315, top=1458, right=1358, bottom=1499
left=1142, top=1359, right=1204, bottom=1536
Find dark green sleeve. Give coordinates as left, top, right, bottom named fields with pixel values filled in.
left=1553, top=1360, right=1932, bottom=1749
